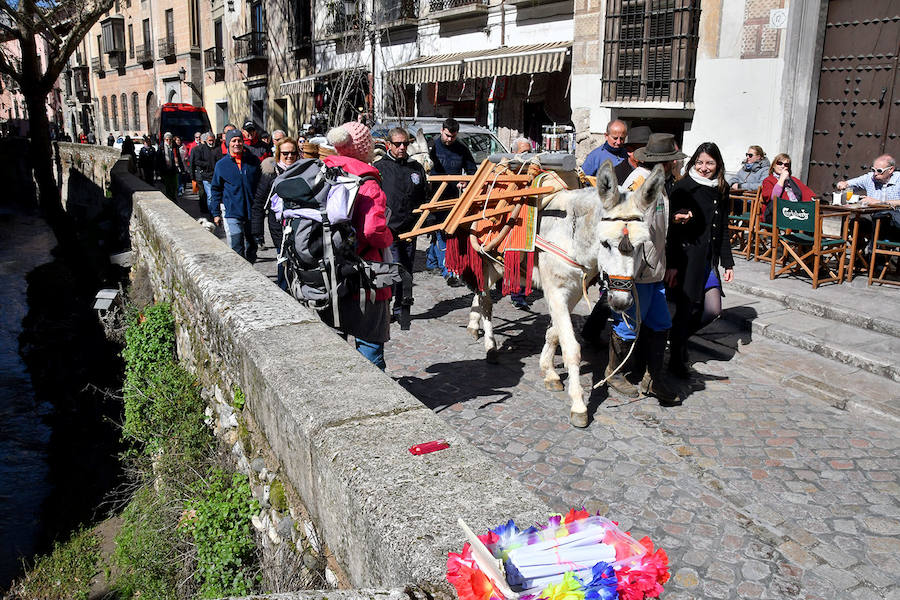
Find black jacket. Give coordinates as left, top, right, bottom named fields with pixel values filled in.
left=155, top=143, right=184, bottom=176
left=666, top=176, right=734, bottom=303
left=192, top=142, right=224, bottom=182
left=375, top=152, right=428, bottom=234
left=252, top=158, right=281, bottom=240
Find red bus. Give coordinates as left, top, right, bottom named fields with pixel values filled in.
left=151, top=103, right=212, bottom=152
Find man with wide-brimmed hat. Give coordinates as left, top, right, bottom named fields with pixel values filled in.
left=613, top=125, right=652, bottom=183
left=608, top=133, right=687, bottom=406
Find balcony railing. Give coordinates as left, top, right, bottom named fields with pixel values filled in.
left=324, top=12, right=366, bottom=36
left=157, top=36, right=176, bottom=59
left=376, top=0, right=418, bottom=23
left=203, top=47, right=224, bottom=71
left=233, top=31, right=267, bottom=62
left=428, top=0, right=489, bottom=16
left=136, top=44, right=153, bottom=64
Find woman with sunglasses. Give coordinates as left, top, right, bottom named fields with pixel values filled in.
left=664, top=142, right=735, bottom=379
left=760, top=153, right=815, bottom=223
left=729, top=145, right=769, bottom=193
left=253, top=136, right=301, bottom=289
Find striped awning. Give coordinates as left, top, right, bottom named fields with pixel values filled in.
left=279, top=66, right=364, bottom=95
left=388, top=42, right=571, bottom=86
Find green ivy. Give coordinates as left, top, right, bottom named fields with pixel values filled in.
left=182, top=469, right=260, bottom=598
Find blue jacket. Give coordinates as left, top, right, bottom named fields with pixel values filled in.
left=581, top=142, right=627, bottom=177
left=208, top=151, right=261, bottom=220
left=429, top=139, right=477, bottom=176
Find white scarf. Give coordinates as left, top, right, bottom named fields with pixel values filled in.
left=688, top=167, right=718, bottom=188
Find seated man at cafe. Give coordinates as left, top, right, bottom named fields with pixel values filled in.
left=836, top=153, right=900, bottom=255
left=836, top=154, right=900, bottom=205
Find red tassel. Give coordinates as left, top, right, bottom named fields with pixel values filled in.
left=524, top=250, right=534, bottom=295
left=503, top=251, right=520, bottom=296
left=467, top=236, right=484, bottom=291
left=445, top=234, right=461, bottom=274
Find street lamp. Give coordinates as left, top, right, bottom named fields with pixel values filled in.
left=178, top=66, right=203, bottom=104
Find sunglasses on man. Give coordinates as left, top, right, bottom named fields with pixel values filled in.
left=872, top=166, right=893, bottom=175
left=390, top=140, right=410, bottom=146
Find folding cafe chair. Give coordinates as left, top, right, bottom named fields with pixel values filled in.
left=753, top=194, right=776, bottom=262
left=728, top=189, right=759, bottom=259
left=868, top=217, right=900, bottom=286
left=769, top=197, right=847, bottom=288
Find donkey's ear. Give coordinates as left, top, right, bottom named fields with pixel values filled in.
left=634, top=164, right=666, bottom=212
left=596, top=160, right=620, bottom=210
left=415, top=128, right=427, bottom=148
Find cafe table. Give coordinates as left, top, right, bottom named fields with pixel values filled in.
left=820, top=202, right=892, bottom=281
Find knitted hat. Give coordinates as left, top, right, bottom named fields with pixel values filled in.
left=225, top=129, right=243, bottom=145
left=327, top=121, right=374, bottom=163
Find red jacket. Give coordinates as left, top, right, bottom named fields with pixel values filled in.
left=760, top=174, right=815, bottom=216
left=323, top=154, right=394, bottom=301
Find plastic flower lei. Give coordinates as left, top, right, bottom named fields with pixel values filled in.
left=446, top=511, right=669, bottom=600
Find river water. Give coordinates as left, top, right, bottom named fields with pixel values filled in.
left=0, top=208, right=57, bottom=588
left=0, top=207, right=125, bottom=590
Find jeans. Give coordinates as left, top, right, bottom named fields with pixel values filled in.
left=222, top=216, right=257, bottom=261
left=355, top=338, right=385, bottom=370
left=391, top=237, right=416, bottom=313
left=611, top=281, right=672, bottom=341
left=426, top=231, right=449, bottom=277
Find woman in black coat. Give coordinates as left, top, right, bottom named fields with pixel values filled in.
left=664, top=142, right=735, bottom=378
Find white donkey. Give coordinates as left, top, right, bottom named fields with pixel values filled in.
left=466, top=162, right=665, bottom=427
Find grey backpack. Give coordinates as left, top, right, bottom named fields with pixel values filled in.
left=271, top=159, right=403, bottom=327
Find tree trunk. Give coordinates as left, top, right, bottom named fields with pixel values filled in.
left=25, top=91, right=75, bottom=248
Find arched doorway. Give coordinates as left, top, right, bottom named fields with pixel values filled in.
left=167, top=88, right=177, bottom=103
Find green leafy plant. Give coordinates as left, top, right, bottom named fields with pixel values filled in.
left=182, top=469, right=260, bottom=598
left=269, top=479, right=287, bottom=512
left=11, top=527, right=100, bottom=600
left=233, top=386, right=246, bottom=411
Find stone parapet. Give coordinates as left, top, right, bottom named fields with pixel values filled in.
left=122, top=165, right=549, bottom=594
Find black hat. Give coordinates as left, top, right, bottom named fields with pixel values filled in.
left=624, top=126, right=652, bottom=146
left=633, top=133, right=688, bottom=163
left=242, top=121, right=256, bottom=131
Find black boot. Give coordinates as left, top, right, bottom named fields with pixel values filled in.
left=641, top=330, right=679, bottom=405
left=667, top=337, right=691, bottom=380
left=606, top=333, right=639, bottom=398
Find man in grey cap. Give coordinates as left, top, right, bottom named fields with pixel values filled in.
left=209, top=129, right=262, bottom=261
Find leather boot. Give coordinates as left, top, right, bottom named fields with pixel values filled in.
left=641, top=330, right=679, bottom=405
left=606, top=333, right=639, bottom=398
left=667, top=337, right=691, bottom=380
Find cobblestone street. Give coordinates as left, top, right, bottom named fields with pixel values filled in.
left=379, top=254, right=899, bottom=600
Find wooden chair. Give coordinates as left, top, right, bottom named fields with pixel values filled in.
left=753, top=193, right=779, bottom=262
left=728, top=189, right=759, bottom=259
left=770, top=197, right=847, bottom=288
left=868, top=217, right=900, bottom=286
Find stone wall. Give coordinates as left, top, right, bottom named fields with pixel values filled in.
left=120, top=165, right=550, bottom=594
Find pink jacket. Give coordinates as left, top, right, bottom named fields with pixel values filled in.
left=323, top=155, right=393, bottom=301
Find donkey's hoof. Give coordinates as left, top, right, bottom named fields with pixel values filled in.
left=544, top=379, right=564, bottom=391
left=569, top=410, right=589, bottom=428
left=467, top=326, right=481, bottom=340
left=486, top=348, right=500, bottom=364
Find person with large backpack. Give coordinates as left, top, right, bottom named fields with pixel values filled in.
left=321, top=122, right=394, bottom=369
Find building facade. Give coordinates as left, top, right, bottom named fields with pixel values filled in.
left=86, top=0, right=208, bottom=141
left=0, top=33, right=63, bottom=138
left=572, top=0, right=899, bottom=192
